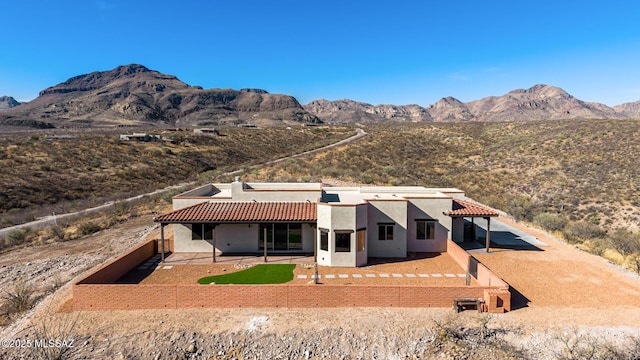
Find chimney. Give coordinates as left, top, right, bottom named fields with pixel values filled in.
left=231, top=176, right=243, bottom=197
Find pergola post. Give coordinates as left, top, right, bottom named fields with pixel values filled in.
left=263, top=227, right=268, bottom=263
left=471, top=217, right=475, bottom=241
left=212, top=224, right=217, bottom=263
left=312, top=224, right=317, bottom=263
left=160, top=223, right=166, bottom=263
left=485, top=217, right=491, bottom=252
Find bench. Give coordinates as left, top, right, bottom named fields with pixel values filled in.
left=453, top=297, right=484, bottom=313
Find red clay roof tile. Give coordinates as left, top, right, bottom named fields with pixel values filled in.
left=154, top=202, right=317, bottom=223
left=445, top=199, right=498, bottom=217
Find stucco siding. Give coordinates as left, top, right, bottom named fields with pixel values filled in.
left=406, top=198, right=451, bottom=252
left=367, top=200, right=407, bottom=258
left=215, top=224, right=258, bottom=253
left=173, top=224, right=212, bottom=252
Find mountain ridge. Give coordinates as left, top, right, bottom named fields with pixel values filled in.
left=3, top=64, right=640, bottom=128
left=0, top=64, right=321, bottom=128
left=305, top=84, right=640, bottom=123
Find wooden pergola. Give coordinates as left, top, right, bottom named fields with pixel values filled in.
left=444, top=199, right=499, bottom=252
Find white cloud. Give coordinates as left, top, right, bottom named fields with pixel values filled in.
left=449, top=72, right=469, bottom=81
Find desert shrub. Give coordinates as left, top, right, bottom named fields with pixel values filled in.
left=1, top=280, right=35, bottom=315
left=112, top=200, right=131, bottom=217
left=3, top=228, right=30, bottom=247
left=77, top=221, right=101, bottom=236
left=506, top=195, right=536, bottom=221
left=562, top=221, right=606, bottom=244
left=554, top=331, right=640, bottom=360
left=607, top=229, right=640, bottom=256
left=432, top=313, right=465, bottom=343
left=533, top=212, right=567, bottom=231
left=29, top=313, right=80, bottom=360
left=45, top=225, right=65, bottom=242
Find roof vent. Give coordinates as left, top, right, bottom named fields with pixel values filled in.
left=234, top=176, right=240, bottom=182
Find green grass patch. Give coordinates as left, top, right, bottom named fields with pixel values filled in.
left=198, top=264, right=296, bottom=284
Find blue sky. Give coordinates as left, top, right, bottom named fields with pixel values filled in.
left=1, top=0, right=639, bottom=106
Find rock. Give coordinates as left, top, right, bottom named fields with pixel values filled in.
left=187, top=343, right=196, bottom=353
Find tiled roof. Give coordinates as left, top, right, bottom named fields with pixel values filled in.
left=154, top=202, right=317, bottom=223
left=444, top=199, right=499, bottom=217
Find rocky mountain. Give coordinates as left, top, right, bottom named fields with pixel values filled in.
left=465, top=84, right=620, bottom=122
left=306, top=84, right=636, bottom=123
left=304, top=99, right=431, bottom=123
left=613, top=100, right=640, bottom=119
left=0, top=64, right=321, bottom=128
left=426, top=97, right=474, bottom=122
left=0, top=96, right=20, bottom=110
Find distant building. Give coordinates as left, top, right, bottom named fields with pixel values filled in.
left=193, top=128, right=220, bottom=135
left=119, top=133, right=161, bottom=142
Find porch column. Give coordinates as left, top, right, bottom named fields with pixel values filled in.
left=313, top=224, right=317, bottom=263
left=485, top=217, right=491, bottom=252
left=212, top=225, right=217, bottom=263
left=263, top=227, right=268, bottom=263
left=471, top=217, right=475, bottom=241
left=160, top=223, right=166, bottom=263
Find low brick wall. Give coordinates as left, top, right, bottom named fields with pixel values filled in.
left=446, top=240, right=511, bottom=312
left=73, top=239, right=511, bottom=312
left=77, top=239, right=157, bottom=284
left=73, top=283, right=490, bottom=311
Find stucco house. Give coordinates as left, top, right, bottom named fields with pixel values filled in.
left=153, top=178, right=498, bottom=267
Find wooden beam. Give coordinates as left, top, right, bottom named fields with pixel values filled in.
left=485, top=217, right=491, bottom=252
left=263, top=226, right=268, bottom=263
left=160, top=224, right=165, bottom=263
left=313, top=224, right=317, bottom=263
left=212, top=225, right=216, bottom=263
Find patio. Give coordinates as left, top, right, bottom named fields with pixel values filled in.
left=161, top=252, right=316, bottom=265
left=116, top=252, right=476, bottom=286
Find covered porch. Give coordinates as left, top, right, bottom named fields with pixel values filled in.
left=444, top=199, right=499, bottom=252
left=153, top=201, right=318, bottom=263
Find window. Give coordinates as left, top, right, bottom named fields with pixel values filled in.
left=259, top=223, right=304, bottom=251
left=288, top=223, right=302, bottom=250
left=192, top=224, right=214, bottom=240
left=320, top=230, right=329, bottom=251
left=416, top=220, right=436, bottom=240
left=378, top=224, right=394, bottom=240
left=335, top=233, right=351, bottom=252
left=357, top=229, right=366, bottom=252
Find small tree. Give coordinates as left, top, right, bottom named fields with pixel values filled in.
left=506, top=195, right=536, bottom=221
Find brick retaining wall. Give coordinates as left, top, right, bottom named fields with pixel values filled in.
left=446, top=240, right=510, bottom=312
left=73, top=283, right=490, bottom=310
left=78, top=239, right=156, bottom=284
left=72, top=239, right=511, bottom=312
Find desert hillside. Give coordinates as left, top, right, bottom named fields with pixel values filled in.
left=0, top=126, right=354, bottom=229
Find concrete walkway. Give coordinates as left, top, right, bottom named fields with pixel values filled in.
left=464, top=218, right=548, bottom=252
left=162, top=252, right=316, bottom=265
